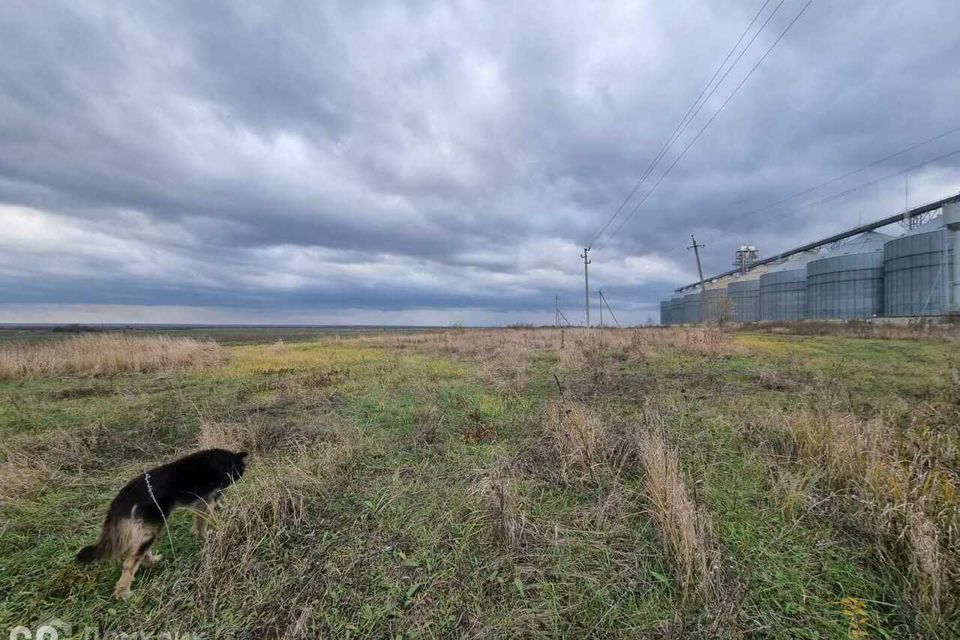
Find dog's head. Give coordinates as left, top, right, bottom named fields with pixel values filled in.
left=230, top=450, right=249, bottom=479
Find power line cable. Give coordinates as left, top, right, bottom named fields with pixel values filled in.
left=787, top=147, right=960, bottom=213
left=605, top=0, right=816, bottom=241
left=588, top=0, right=778, bottom=248
left=737, top=124, right=960, bottom=217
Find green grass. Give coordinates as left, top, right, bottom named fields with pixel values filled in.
left=1, top=330, right=958, bottom=638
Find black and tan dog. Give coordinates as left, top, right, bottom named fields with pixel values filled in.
left=76, top=448, right=248, bottom=599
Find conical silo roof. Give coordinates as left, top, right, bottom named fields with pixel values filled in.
left=817, top=231, right=892, bottom=258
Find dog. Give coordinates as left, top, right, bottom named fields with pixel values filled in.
left=76, top=448, right=248, bottom=599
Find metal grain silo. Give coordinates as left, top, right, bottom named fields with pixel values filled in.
left=702, top=278, right=733, bottom=323
left=882, top=215, right=953, bottom=316
left=682, top=289, right=702, bottom=324
left=727, top=278, right=759, bottom=322
left=669, top=294, right=684, bottom=325
left=728, top=263, right=775, bottom=322
left=806, top=231, right=891, bottom=319
left=759, top=252, right=819, bottom=321
left=660, top=299, right=672, bottom=325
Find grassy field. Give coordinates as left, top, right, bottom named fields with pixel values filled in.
left=0, top=327, right=958, bottom=638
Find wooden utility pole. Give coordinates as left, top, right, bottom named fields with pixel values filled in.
left=688, top=235, right=706, bottom=323
left=581, top=247, right=591, bottom=326
left=555, top=295, right=560, bottom=327
left=599, top=289, right=603, bottom=327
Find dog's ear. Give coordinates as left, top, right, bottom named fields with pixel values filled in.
left=237, top=451, right=249, bottom=459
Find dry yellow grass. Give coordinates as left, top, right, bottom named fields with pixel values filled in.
left=777, top=409, right=952, bottom=626
left=197, top=415, right=321, bottom=456
left=193, top=435, right=360, bottom=622
left=0, top=454, right=51, bottom=507
left=364, top=327, right=742, bottom=388
left=542, top=399, right=606, bottom=483
left=753, top=319, right=960, bottom=341
left=637, top=429, right=713, bottom=605
left=0, top=333, right=222, bottom=378
left=0, top=425, right=122, bottom=506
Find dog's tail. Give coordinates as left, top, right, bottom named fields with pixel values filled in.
left=76, top=515, right=131, bottom=564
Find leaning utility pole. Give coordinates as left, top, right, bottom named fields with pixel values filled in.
left=581, top=247, right=591, bottom=326
left=599, top=289, right=603, bottom=327
left=599, top=289, right=621, bottom=328
left=688, top=235, right=706, bottom=323
left=555, top=295, right=560, bottom=327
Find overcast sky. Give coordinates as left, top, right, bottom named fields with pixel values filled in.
left=2, top=0, right=959, bottom=325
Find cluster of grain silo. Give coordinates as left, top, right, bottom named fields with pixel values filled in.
left=659, top=197, right=960, bottom=325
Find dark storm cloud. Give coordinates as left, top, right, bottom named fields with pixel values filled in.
left=1, top=0, right=959, bottom=324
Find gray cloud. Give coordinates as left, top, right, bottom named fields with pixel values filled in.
left=1, top=0, right=959, bottom=325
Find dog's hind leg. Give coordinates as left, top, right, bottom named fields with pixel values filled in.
left=113, top=522, right=157, bottom=600
left=114, top=552, right=143, bottom=600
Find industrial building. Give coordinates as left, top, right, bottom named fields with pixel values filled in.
left=660, top=194, right=960, bottom=324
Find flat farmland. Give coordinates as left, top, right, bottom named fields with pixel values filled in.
left=1, top=327, right=957, bottom=638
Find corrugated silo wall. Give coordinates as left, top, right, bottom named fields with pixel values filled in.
left=728, top=279, right=760, bottom=321
left=660, top=300, right=671, bottom=325
left=759, top=269, right=808, bottom=321
left=883, top=228, right=952, bottom=316
left=806, top=252, right=884, bottom=319
left=702, top=288, right=730, bottom=323
left=683, top=292, right=701, bottom=324
left=670, top=298, right=684, bottom=325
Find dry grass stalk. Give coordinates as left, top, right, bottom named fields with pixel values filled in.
left=0, top=333, right=222, bottom=378
left=637, top=429, right=712, bottom=604
left=471, top=462, right=530, bottom=548
left=906, top=508, right=944, bottom=623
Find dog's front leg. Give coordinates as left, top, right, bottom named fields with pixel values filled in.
left=191, top=497, right=216, bottom=537
left=141, top=548, right=162, bottom=567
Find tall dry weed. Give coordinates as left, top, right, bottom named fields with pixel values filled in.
left=541, top=399, right=606, bottom=483
left=471, top=461, right=532, bottom=548
left=0, top=333, right=222, bottom=378
left=637, top=429, right=713, bottom=605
